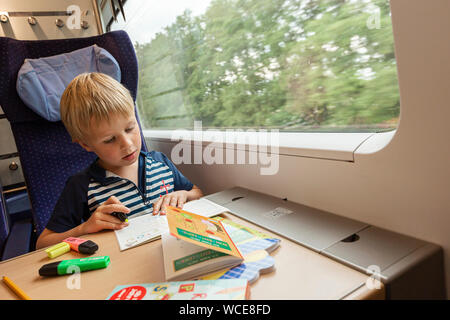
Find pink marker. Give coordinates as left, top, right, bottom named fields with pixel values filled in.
left=63, top=237, right=98, bottom=254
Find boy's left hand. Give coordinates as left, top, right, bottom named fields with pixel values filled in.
left=153, top=190, right=188, bottom=215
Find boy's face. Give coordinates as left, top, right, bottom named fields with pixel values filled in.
left=79, top=113, right=142, bottom=172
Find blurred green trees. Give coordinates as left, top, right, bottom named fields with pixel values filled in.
left=134, top=0, right=399, bottom=132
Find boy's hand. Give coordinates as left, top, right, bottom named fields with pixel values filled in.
left=153, top=191, right=188, bottom=215
left=81, top=196, right=130, bottom=234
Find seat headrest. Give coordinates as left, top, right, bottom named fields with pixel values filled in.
left=16, top=44, right=121, bottom=122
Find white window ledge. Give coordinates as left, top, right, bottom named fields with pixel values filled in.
left=143, top=129, right=396, bottom=162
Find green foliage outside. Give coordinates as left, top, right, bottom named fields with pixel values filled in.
left=134, top=0, right=399, bottom=132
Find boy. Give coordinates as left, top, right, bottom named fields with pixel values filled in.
left=36, top=72, right=203, bottom=249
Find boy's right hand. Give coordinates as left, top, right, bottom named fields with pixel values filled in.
left=80, top=196, right=130, bottom=234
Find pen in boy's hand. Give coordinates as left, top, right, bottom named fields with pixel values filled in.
left=111, top=211, right=128, bottom=223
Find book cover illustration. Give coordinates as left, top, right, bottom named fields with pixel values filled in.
left=165, top=206, right=243, bottom=259
left=106, top=279, right=249, bottom=300
left=199, top=219, right=280, bottom=284
left=212, top=217, right=281, bottom=254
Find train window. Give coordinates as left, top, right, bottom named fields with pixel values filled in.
left=104, top=0, right=399, bottom=134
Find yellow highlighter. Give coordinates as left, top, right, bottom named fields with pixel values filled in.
left=2, top=276, right=32, bottom=300
left=45, top=241, right=71, bottom=259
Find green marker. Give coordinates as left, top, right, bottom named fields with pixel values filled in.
left=38, top=256, right=110, bottom=276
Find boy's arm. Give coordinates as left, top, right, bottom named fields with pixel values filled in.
left=36, top=226, right=85, bottom=250
left=36, top=196, right=130, bottom=249
left=186, top=184, right=203, bottom=201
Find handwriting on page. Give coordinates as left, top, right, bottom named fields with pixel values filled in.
left=114, top=214, right=169, bottom=251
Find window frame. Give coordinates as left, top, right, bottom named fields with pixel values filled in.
left=143, top=129, right=396, bottom=161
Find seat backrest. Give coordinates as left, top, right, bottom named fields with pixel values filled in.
left=0, top=31, right=147, bottom=236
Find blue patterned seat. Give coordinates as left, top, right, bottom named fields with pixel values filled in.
left=0, top=182, right=33, bottom=260
left=0, top=31, right=147, bottom=238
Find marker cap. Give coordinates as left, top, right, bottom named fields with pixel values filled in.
left=38, top=261, right=62, bottom=276
left=78, top=240, right=98, bottom=254
left=63, top=237, right=98, bottom=254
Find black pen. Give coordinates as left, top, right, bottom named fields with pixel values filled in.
left=111, top=211, right=128, bottom=223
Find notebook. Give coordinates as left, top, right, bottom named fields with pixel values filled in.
left=114, top=213, right=168, bottom=251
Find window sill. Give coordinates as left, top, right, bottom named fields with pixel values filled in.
left=143, top=129, right=395, bottom=162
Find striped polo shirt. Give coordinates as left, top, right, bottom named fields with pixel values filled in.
left=46, top=151, right=193, bottom=233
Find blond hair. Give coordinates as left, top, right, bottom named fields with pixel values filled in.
left=60, top=72, right=135, bottom=142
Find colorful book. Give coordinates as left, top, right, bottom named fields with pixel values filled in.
left=200, top=250, right=275, bottom=284
left=213, top=217, right=281, bottom=254
left=199, top=218, right=280, bottom=284
left=106, top=279, right=250, bottom=300
left=162, top=206, right=244, bottom=281
left=162, top=233, right=244, bottom=281
left=166, top=206, right=243, bottom=258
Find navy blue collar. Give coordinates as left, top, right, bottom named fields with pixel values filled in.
left=88, top=150, right=147, bottom=191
